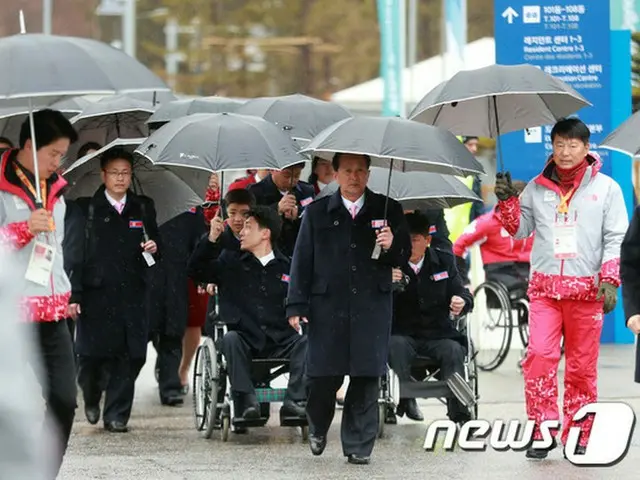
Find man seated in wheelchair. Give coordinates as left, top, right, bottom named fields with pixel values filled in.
left=188, top=205, right=307, bottom=422
left=453, top=179, right=532, bottom=297
left=388, top=212, right=474, bottom=424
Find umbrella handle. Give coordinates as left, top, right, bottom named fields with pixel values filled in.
left=492, top=95, right=505, bottom=172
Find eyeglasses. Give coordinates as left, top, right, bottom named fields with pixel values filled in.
left=105, top=170, right=132, bottom=178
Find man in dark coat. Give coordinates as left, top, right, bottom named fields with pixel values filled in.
left=189, top=205, right=307, bottom=421
left=415, top=208, right=452, bottom=253
left=620, top=205, right=640, bottom=382
left=286, top=153, right=411, bottom=465
left=73, top=148, right=159, bottom=433
left=150, top=206, right=206, bottom=406
left=387, top=212, right=474, bottom=425
left=248, top=163, right=315, bottom=258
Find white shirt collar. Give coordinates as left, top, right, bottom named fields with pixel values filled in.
left=105, top=190, right=126, bottom=208
left=317, top=180, right=327, bottom=190
left=254, top=173, right=262, bottom=183
left=409, top=256, right=425, bottom=273
left=256, top=250, right=275, bottom=267
left=342, top=193, right=365, bottom=212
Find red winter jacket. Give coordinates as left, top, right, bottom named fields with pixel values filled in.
left=453, top=208, right=533, bottom=265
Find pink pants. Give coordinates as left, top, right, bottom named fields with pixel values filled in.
left=523, top=297, right=603, bottom=447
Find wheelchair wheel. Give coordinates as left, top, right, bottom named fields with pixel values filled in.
left=221, top=416, right=230, bottom=442
left=193, top=337, right=220, bottom=439
left=468, top=340, right=479, bottom=420
left=300, top=425, right=309, bottom=442
left=514, top=298, right=530, bottom=348
left=470, top=281, right=513, bottom=372
left=377, top=401, right=385, bottom=438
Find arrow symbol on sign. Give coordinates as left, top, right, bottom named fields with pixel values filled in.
left=502, top=6, right=519, bottom=24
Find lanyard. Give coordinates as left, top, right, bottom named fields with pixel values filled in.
left=14, top=164, right=47, bottom=209
left=557, top=187, right=575, bottom=214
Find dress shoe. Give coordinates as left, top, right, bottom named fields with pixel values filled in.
left=242, top=403, right=261, bottom=420
left=280, top=399, right=306, bottom=418
left=396, top=398, right=424, bottom=421
left=85, top=405, right=100, bottom=425
left=309, top=434, right=327, bottom=456
left=161, top=395, right=184, bottom=407
left=526, top=438, right=557, bottom=459
left=347, top=454, right=370, bottom=465
left=104, top=421, right=128, bottom=433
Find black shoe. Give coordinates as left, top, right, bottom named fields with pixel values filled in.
left=161, top=395, right=184, bottom=407
left=563, top=445, right=587, bottom=458
left=309, top=434, right=327, bottom=456
left=242, top=403, right=261, bottom=420
left=280, top=399, right=306, bottom=418
left=397, top=398, right=424, bottom=422
left=85, top=405, right=100, bottom=425
left=104, top=421, right=128, bottom=433
left=347, top=454, right=370, bottom=465
left=526, top=438, right=557, bottom=459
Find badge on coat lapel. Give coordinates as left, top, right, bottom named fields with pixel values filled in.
left=544, top=191, right=557, bottom=202
left=129, top=220, right=143, bottom=229
left=300, top=197, right=313, bottom=207
left=432, top=271, right=449, bottom=281
left=429, top=225, right=437, bottom=234
left=14, top=196, right=29, bottom=210
left=281, top=273, right=290, bottom=283
left=188, top=206, right=197, bottom=214
left=371, top=219, right=387, bottom=228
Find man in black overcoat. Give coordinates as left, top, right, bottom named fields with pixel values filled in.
left=248, top=163, right=315, bottom=258
left=188, top=205, right=307, bottom=421
left=72, top=148, right=160, bottom=433
left=286, top=153, right=411, bottom=465
left=620, top=205, right=640, bottom=382
left=388, top=211, right=474, bottom=424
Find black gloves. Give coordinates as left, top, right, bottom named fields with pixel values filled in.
left=495, top=172, right=519, bottom=201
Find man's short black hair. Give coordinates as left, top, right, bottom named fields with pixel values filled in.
left=224, top=188, right=255, bottom=207
left=100, top=148, right=134, bottom=170
left=551, top=117, right=590, bottom=144
left=19, top=109, right=78, bottom=149
left=405, top=211, right=431, bottom=236
left=77, top=141, right=102, bottom=159
left=462, top=136, right=478, bottom=143
left=247, top=205, right=282, bottom=246
left=332, top=152, right=372, bottom=171
left=0, top=136, right=13, bottom=148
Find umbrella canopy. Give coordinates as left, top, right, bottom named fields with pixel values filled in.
left=63, top=138, right=205, bottom=225
left=300, top=116, right=485, bottom=176
left=0, top=96, right=93, bottom=145
left=146, top=96, right=245, bottom=128
left=409, top=64, right=591, bottom=138
left=235, top=94, right=353, bottom=141
left=135, top=113, right=307, bottom=192
left=0, top=33, right=169, bottom=107
left=64, top=95, right=155, bottom=165
left=126, top=90, right=178, bottom=105
left=601, top=111, right=640, bottom=157
left=316, top=167, right=481, bottom=210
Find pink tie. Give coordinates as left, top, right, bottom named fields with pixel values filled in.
left=411, top=264, right=420, bottom=275
left=350, top=204, right=358, bottom=219
left=116, top=202, right=124, bottom=214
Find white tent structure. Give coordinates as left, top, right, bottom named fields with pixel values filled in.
left=331, top=37, right=495, bottom=116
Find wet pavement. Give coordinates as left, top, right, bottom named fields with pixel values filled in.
left=58, top=344, right=640, bottom=480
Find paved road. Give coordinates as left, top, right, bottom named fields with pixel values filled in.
left=58, top=345, right=640, bottom=480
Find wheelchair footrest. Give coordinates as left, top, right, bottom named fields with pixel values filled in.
left=280, top=416, right=308, bottom=427
left=399, top=380, right=454, bottom=399
left=232, top=417, right=268, bottom=428
left=447, top=373, right=477, bottom=408
left=255, top=388, right=286, bottom=403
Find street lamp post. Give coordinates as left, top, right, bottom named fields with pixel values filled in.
left=43, top=0, right=52, bottom=34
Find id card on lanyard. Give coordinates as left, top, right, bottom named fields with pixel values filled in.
left=553, top=210, right=578, bottom=260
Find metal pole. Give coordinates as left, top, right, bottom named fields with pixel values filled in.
left=399, top=0, right=407, bottom=117
left=123, top=0, right=136, bottom=58
left=441, top=0, right=447, bottom=81
left=408, top=0, right=417, bottom=112
left=164, top=17, right=179, bottom=90
left=43, top=0, right=52, bottom=34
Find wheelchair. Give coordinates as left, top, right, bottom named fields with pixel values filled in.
left=378, top=316, right=479, bottom=438
left=192, top=312, right=309, bottom=442
left=467, top=278, right=530, bottom=372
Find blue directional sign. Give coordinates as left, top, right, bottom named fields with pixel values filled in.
left=494, top=1, right=611, bottom=182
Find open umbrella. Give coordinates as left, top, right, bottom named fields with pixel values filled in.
left=135, top=113, right=307, bottom=196
left=300, top=116, right=485, bottom=175
left=0, top=18, right=169, bottom=204
left=316, top=167, right=481, bottom=210
left=146, top=96, right=245, bottom=129
left=601, top=111, right=640, bottom=157
left=63, top=138, right=204, bottom=225
left=408, top=64, right=591, bottom=171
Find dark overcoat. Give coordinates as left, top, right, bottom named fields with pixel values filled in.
left=188, top=239, right=298, bottom=352
left=285, top=188, right=410, bottom=377
left=393, top=247, right=474, bottom=345
left=620, top=205, right=640, bottom=383
left=148, top=207, right=207, bottom=338
left=248, top=174, right=316, bottom=257
left=72, top=185, right=160, bottom=359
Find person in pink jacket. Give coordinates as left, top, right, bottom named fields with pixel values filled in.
left=494, top=118, right=628, bottom=460
left=453, top=179, right=532, bottom=291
